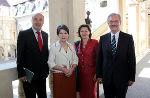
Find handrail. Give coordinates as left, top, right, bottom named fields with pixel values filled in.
left=92, top=21, right=108, bottom=40
left=92, top=21, right=107, bottom=33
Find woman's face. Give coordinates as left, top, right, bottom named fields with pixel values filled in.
left=80, top=27, right=90, bottom=39
left=58, top=29, right=69, bottom=42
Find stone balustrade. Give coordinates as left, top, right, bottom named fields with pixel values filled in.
left=0, top=62, right=17, bottom=98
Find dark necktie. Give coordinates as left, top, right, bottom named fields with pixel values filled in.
left=111, top=35, right=116, bottom=55
left=36, top=32, right=43, bottom=52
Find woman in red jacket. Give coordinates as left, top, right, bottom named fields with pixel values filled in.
left=75, top=24, right=98, bottom=98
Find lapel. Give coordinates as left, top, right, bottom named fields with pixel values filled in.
left=60, top=45, right=69, bottom=59
left=55, top=40, right=70, bottom=60
left=41, top=31, right=46, bottom=52
left=115, top=31, right=123, bottom=57
left=29, top=28, right=40, bottom=51
left=106, top=33, right=112, bottom=54
left=83, top=39, right=91, bottom=53
left=29, top=28, right=46, bottom=53
left=78, top=40, right=82, bottom=53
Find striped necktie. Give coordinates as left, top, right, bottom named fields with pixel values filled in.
left=111, top=35, right=116, bottom=55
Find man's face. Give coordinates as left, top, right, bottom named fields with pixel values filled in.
left=107, top=15, right=121, bottom=34
left=32, top=14, right=44, bottom=31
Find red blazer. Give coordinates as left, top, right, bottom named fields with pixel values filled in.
left=77, top=39, right=98, bottom=74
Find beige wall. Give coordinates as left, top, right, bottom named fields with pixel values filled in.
left=148, top=15, right=150, bottom=48
left=49, top=0, right=85, bottom=44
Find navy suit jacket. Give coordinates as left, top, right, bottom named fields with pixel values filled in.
left=96, top=31, right=136, bottom=88
left=17, top=28, right=49, bottom=79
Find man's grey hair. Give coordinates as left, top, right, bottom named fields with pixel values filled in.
left=107, top=13, right=121, bottom=22
left=32, top=13, right=44, bottom=20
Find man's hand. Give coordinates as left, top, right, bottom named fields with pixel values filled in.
left=128, top=80, right=134, bottom=86
left=19, top=76, right=27, bottom=82
left=97, top=78, right=103, bottom=84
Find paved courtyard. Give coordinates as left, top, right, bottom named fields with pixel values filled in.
left=1, top=50, right=150, bottom=98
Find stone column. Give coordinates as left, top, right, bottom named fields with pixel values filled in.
left=4, top=44, right=8, bottom=61
left=49, top=0, right=85, bottom=44
left=128, top=3, right=141, bottom=56
left=118, top=0, right=127, bottom=32
left=148, top=14, right=150, bottom=48
left=143, top=10, right=149, bottom=49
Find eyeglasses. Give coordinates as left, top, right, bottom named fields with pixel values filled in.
left=108, top=20, right=120, bottom=24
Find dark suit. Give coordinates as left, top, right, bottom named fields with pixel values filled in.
left=96, top=31, right=136, bottom=98
left=17, top=28, right=49, bottom=98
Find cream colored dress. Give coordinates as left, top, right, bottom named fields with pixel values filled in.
left=48, top=40, right=78, bottom=97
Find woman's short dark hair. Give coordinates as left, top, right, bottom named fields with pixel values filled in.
left=78, top=24, right=92, bottom=39
left=57, top=24, right=69, bottom=35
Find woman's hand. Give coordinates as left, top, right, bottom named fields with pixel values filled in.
left=65, top=68, right=74, bottom=77
left=65, top=64, right=77, bottom=77
left=62, top=67, right=69, bottom=75
left=61, top=64, right=77, bottom=77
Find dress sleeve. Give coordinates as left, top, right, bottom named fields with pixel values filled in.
left=48, top=46, right=57, bottom=69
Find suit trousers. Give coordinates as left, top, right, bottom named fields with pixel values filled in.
left=103, top=78, right=128, bottom=98
left=22, top=76, right=47, bottom=98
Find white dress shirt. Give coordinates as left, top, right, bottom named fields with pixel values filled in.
left=48, top=40, right=78, bottom=73
left=32, top=27, right=43, bottom=43
left=111, top=31, right=120, bottom=48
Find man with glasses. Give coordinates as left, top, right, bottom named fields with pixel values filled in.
left=96, top=13, right=136, bottom=98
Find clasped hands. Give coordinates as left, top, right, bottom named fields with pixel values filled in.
left=62, top=65, right=74, bottom=77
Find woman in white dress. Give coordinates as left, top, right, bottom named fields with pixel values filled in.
left=48, top=24, right=78, bottom=98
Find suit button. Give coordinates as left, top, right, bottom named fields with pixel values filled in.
left=82, top=55, right=83, bottom=56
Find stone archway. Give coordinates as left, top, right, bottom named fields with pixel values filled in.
left=10, top=44, right=17, bottom=58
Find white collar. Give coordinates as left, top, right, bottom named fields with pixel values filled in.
left=32, top=27, right=41, bottom=33
left=111, top=31, right=120, bottom=37
left=55, top=40, right=71, bottom=47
